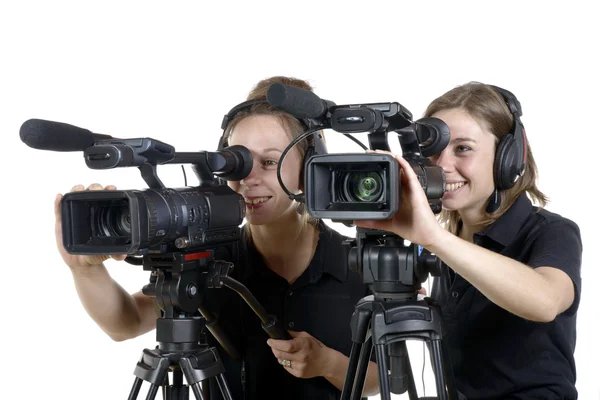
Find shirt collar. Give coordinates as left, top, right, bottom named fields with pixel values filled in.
left=306, top=221, right=348, bottom=284
left=474, top=193, right=533, bottom=247
left=241, top=221, right=349, bottom=284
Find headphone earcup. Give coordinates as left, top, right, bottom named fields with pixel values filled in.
left=494, top=135, right=518, bottom=191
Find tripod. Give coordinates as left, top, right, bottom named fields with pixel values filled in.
left=341, top=229, right=458, bottom=400
left=127, top=251, right=234, bottom=400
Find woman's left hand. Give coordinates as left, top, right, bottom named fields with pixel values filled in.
left=354, top=151, right=446, bottom=249
left=267, top=331, right=333, bottom=379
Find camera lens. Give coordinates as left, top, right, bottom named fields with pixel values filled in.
left=97, top=205, right=132, bottom=237
left=344, top=171, right=384, bottom=202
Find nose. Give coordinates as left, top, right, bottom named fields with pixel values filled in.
left=431, top=149, right=454, bottom=173
left=240, top=160, right=262, bottom=188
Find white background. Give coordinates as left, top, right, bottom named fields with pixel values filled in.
left=1, top=1, right=598, bottom=399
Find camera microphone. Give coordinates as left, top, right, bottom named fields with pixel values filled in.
left=20, top=118, right=116, bottom=152
left=266, top=82, right=333, bottom=121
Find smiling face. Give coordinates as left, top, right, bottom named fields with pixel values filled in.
left=227, top=114, right=303, bottom=226
left=429, top=107, right=497, bottom=219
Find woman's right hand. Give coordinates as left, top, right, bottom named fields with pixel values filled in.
left=55, top=183, right=127, bottom=272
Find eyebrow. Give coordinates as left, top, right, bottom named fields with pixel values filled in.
left=450, top=137, right=478, bottom=144
left=262, top=147, right=283, bottom=153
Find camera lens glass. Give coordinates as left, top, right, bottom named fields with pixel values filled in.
left=345, top=171, right=384, bottom=202
left=97, top=205, right=132, bottom=237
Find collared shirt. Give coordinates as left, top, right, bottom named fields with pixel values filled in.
left=204, top=222, right=369, bottom=400
left=432, top=193, right=582, bottom=400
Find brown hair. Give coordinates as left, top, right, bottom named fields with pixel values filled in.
left=222, top=76, right=320, bottom=234
left=424, top=82, right=548, bottom=234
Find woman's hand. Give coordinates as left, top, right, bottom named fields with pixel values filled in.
left=55, top=183, right=127, bottom=272
left=267, top=331, right=334, bottom=379
left=354, top=151, right=446, bottom=249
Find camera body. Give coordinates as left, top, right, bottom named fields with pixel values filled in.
left=58, top=137, right=252, bottom=256
left=61, top=185, right=245, bottom=255
left=300, top=102, right=449, bottom=221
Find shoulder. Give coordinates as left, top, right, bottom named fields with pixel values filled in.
left=318, top=221, right=352, bottom=244
left=528, top=207, right=581, bottom=242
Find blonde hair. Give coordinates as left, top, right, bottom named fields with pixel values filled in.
left=222, top=76, right=321, bottom=238
left=424, top=82, right=548, bottom=234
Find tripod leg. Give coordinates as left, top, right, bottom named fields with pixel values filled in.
left=128, top=377, right=144, bottom=400
left=341, top=341, right=363, bottom=400
left=349, top=335, right=373, bottom=400
left=145, top=384, right=161, bottom=400
left=430, top=339, right=459, bottom=400
left=215, top=374, right=234, bottom=400
left=374, top=344, right=392, bottom=400
left=189, top=383, right=206, bottom=400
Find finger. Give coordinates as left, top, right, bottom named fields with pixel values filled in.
left=54, top=194, right=64, bottom=242
left=54, top=193, right=63, bottom=219
left=87, top=183, right=104, bottom=190
left=418, top=287, right=427, bottom=295
left=395, top=155, right=420, bottom=185
left=105, top=185, right=117, bottom=190
left=271, top=348, right=296, bottom=361
left=71, top=184, right=85, bottom=192
left=267, top=338, right=299, bottom=353
left=287, top=331, right=309, bottom=338
left=111, top=254, right=127, bottom=261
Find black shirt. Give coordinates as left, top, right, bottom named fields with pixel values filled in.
left=432, top=194, right=582, bottom=400
left=204, top=222, right=370, bottom=400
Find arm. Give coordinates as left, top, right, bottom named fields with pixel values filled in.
left=321, top=348, right=380, bottom=396
left=71, top=266, right=158, bottom=341
left=355, top=153, right=577, bottom=323
left=56, top=184, right=158, bottom=341
left=429, top=230, right=575, bottom=322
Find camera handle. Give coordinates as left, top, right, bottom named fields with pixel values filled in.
left=127, top=250, right=291, bottom=400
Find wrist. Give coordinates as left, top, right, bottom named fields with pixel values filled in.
left=321, top=347, right=343, bottom=379
left=426, top=228, right=455, bottom=256
left=69, top=262, right=106, bottom=278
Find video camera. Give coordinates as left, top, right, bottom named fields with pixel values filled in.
left=265, top=83, right=450, bottom=222
left=20, top=118, right=294, bottom=399
left=20, top=118, right=251, bottom=256
left=264, top=84, right=457, bottom=399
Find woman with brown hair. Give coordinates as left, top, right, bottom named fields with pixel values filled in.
left=54, top=75, right=380, bottom=399
left=356, top=82, right=582, bottom=399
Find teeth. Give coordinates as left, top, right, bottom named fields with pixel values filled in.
left=445, top=182, right=466, bottom=191
left=245, top=197, right=270, bottom=205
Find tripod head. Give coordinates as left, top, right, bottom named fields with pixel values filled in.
left=341, top=228, right=459, bottom=400
left=345, top=227, right=442, bottom=300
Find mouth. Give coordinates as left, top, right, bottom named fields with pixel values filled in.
left=444, top=181, right=467, bottom=196
left=244, top=196, right=272, bottom=208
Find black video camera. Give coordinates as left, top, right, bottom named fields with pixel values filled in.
left=62, top=138, right=252, bottom=256
left=265, top=83, right=450, bottom=222
left=20, top=118, right=252, bottom=256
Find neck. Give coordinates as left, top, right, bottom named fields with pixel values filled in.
left=249, top=213, right=319, bottom=284
left=457, top=205, right=488, bottom=242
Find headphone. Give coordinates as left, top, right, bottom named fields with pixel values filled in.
left=217, top=98, right=328, bottom=184
left=490, top=85, right=528, bottom=191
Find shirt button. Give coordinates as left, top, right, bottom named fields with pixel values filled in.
left=288, top=321, right=295, bottom=329
left=451, top=291, right=459, bottom=299
left=288, top=291, right=293, bottom=296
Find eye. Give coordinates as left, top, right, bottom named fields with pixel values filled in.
left=455, top=145, right=471, bottom=153
left=262, top=159, right=278, bottom=167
